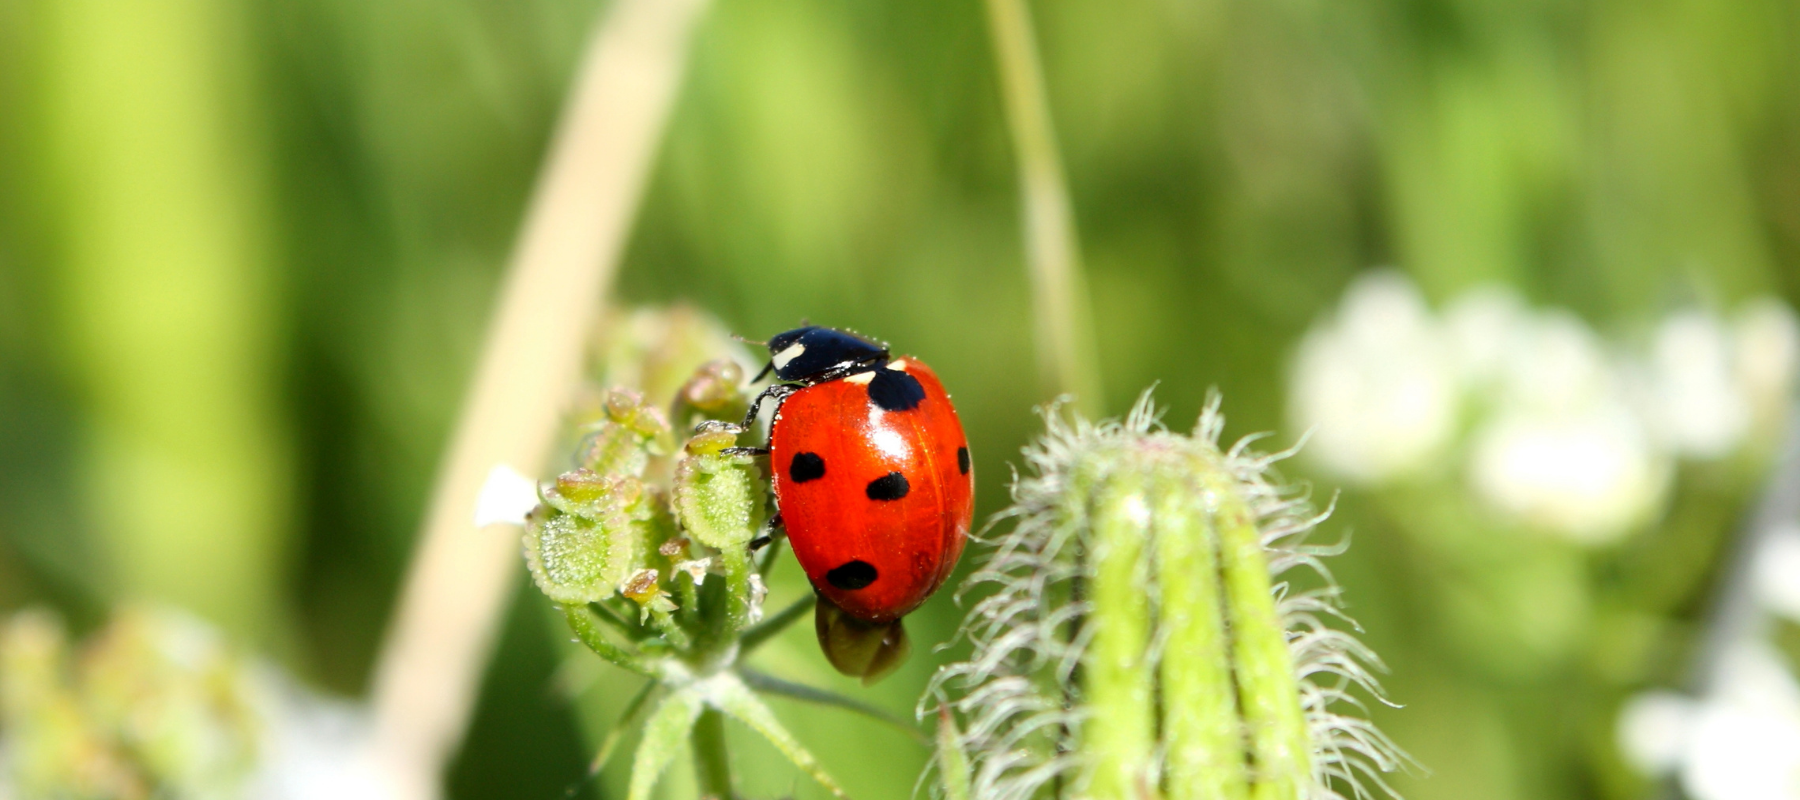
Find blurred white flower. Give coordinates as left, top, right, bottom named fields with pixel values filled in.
left=1443, top=285, right=1530, bottom=390
left=1496, top=310, right=1616, bottom=414
left=1620, top=644, right=1800, bottom=800
left=248, top=679, right=393, bottom=800
left=1755, top=525, right=1800, bottom=623
left=1681, top=643, right=1800, bottom=800
left=1467, top=402, right=1669, bottom=544
left=1617, top=691, right=1695, bottom=776
left=1645, top=310, right=1750, bottom=459
left=1735, top=299, right=1800, bottom=419
left=1290, top=271, right=1458, bottom=484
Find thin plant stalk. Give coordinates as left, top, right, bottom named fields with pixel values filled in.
left=365, top=0, right=710, bottom=797
left=692, top=708, right=732, bottom=797
left=982, top=0, right=1105, bottom=417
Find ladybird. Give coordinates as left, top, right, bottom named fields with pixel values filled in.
left=739, top=325, right=973, bottom=681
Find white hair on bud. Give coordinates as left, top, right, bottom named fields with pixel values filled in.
left=921, top=390, right=1408, bottom=800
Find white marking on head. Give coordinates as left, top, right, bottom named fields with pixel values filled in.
left=844, top=371, right=876, bottom=385
left=887, top=358, right=909, bottom=372
left=771, top=342, right=806, bottom=370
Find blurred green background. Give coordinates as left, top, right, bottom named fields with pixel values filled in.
left=3, top=0, right=1799, bottom=797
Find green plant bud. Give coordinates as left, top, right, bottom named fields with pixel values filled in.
left=525, top=474, right=663, bottom=604
left=925, top=393, right=1407, bottom=800
left=672, top=437, right=766, bottom=552
left=671, top=359, right=750, bottom=429
left=575, top=389, right=672, bottom=477
left=591, top=305, right=754, bottom=410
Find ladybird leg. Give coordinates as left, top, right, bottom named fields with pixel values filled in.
left=720, top=446, right=770, bottom=457
left=748, top=512, right=784, bottom=551
left=737, top=383, right=799, bottom=434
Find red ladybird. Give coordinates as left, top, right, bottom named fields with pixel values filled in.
left=740, top=325, right=973, bottom=681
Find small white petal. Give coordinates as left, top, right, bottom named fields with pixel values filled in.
left=747, top=574, right=769, bottom=624
left=676, top=558, right=713, bottom=586
left=474, top=464, right=539, bottom=527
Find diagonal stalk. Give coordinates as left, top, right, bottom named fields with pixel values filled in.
left=366, top=0, right=711, bottom=795
left=982, top=0, right=1105, bottom=416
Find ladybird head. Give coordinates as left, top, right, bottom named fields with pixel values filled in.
left=762, top=325, right=888, bottom=383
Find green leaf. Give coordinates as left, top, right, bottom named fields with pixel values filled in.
left=627, top=689, right=704, bottom=800
left=699, top=672, right=849, bottom=798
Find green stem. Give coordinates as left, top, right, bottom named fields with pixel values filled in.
left=1209, top=469, right=1311, bottom=800
left=720, top=547, right=754, bottom=631
left=1158, top=462, right=1250, bottom=800
left=563, top=605, right=655, bottom=677
left=588, top=600, right=648, bottom=639
left=693, top=707, right=733, bottom=799
left=982, top=0, right=1104, bottom=416
left=1082, top=467, right=1157, bottom=796
left=738, top=594, right=816, bottom=655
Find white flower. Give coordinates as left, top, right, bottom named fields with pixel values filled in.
left=1290, top=271, right=1458, bottom=484
left=1681, top=643, right=1800, bottom=800
left=1443, top=285, right=1530, bottom=390
left=1495, top=309, right=1615, bottom=414
left=1467, top=402, right=1669, bottom=544
left=248, top=678, right=394, bottom=800
left=1617, top=691, right=1695, bottom=776
left=1755, top=525, right=1800, bottom=623
left=1645, top=310, right=1750, bottom=459
left=1734, top=299, right=1800, bottom=419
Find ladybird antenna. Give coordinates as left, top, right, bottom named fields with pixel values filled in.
left=731, top=333, right=768, bottom=347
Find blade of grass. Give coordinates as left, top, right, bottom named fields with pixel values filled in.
left=982, top=0, right=1104, bottom=416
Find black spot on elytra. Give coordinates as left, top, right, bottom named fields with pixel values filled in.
left=789, top=451, right=825, bottom=483
left=957, top=446, right=970, bottom=475
left=867, top=368, right=926, bottom=411
left=866, top=472, right=909, bottom=501
left=827, top=560, right=878, bottom=590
